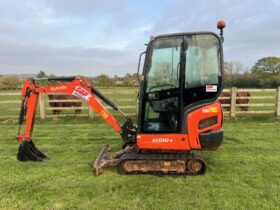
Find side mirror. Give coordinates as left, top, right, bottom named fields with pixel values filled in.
left=217, top=20, right=226, bottom=42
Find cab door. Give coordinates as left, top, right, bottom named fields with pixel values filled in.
left=140, top=36, right=183, bottom=133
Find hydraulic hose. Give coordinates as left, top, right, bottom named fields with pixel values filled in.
left=91, top=86, right=118, bottom=111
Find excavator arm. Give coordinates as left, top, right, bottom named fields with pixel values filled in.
left=16, top=76, right=134, bottom=161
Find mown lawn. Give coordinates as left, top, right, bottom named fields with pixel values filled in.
left=0, top=117, right=279, bottom=210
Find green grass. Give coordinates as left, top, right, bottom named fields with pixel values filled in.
left=0, top=117, right=280, bottom=210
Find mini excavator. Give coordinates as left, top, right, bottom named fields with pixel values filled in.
left=16, top=21, right=226, bottom=176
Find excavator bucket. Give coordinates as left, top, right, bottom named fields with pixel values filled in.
left=17, top=140, right=49, bottom=161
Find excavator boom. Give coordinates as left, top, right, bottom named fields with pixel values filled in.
left=16, top=76, right=133, bottom=161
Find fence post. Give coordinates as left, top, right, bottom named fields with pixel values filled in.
left=230, top=87, right=236, bottom=117
left=39, top=93, right=46, bottom=119
left=88, top=106, right=94, bottom=119
left=276, top=87, right=280, bottom=118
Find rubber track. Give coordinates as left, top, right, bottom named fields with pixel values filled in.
left=118, top=152, right=206, bottom=175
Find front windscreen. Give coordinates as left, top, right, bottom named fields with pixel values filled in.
left=146, top=37, right=182, bottom=93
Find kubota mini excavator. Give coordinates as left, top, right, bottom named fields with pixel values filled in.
left=16, top=21, right=226, bottom=176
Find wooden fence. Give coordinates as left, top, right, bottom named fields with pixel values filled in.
left=220, top=87, right=280, bottom=117
left=0, top=87, right=280, bottom=119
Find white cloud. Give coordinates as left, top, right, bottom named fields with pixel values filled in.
left=0, top=39, right=137, bottom=76
left=0, top=0, right=279, bottom=75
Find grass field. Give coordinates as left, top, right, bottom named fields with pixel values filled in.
left=0, top=88, right=279, bottom=209
left=0, top=116, right=280, bottom=210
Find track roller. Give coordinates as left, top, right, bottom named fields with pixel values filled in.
left=186, top=159, right=206, bottom=175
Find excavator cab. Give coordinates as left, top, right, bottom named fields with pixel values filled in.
left=138, top=33, right=223, bottom=133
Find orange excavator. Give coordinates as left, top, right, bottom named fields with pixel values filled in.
left=16, top=21, right=226, bottom=176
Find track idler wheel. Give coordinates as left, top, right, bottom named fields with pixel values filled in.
left=186, top=159, right=206, bottom=175
left=17, top=140, right=49, bottom=161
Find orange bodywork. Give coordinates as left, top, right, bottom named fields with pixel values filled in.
left=16, top=77, right=121, bottom=144
left=136, top=102, right=223, bottom=150
left=137, top=134, right=191, bottom=150
left=17, top=76, right=223, bottom=153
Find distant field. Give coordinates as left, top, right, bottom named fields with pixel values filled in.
left=0, top=117, right=279, bottom=209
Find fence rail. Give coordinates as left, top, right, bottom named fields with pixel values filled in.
left=0, top=87, right=279, bottom=119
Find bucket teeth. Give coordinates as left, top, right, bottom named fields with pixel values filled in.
left=17, top=140, right=49, bottom=161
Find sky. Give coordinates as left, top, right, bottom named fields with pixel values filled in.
left=0, top=0, right=279, bottom=76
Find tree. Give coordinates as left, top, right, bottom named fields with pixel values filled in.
left=113, top=75, right=119, bottom=87
left=36, top=71, right=48, bottom=78
left=94, top=74, right=113, bottom=87
left=49, top=73, right=56, bottom=78
left=0, top=77, right=4, bottom=90
left=123, top=73, right=133, bottom=87
left=224, top=61, right=246, bottom=87
left=251, top=57, right=280, bottom=74
left=250, top=57, right=280, bottom=88
left=0, top=76, right=21, bottom=90
left=132, top=73, right=140, bottom=86
left=224, top=61, right=244, bottom=75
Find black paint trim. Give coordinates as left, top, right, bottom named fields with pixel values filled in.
left=181, top=101, right=213, bottom=134
left=91, top=87, right=118, bottom=111
left=199, top=129, right=223, bottom=150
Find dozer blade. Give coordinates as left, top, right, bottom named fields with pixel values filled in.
left=93, top=144, right=112, bottom=176
left=17, top=140, right=49, bottom=161
left=93, top=145, right=133, bottom=176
